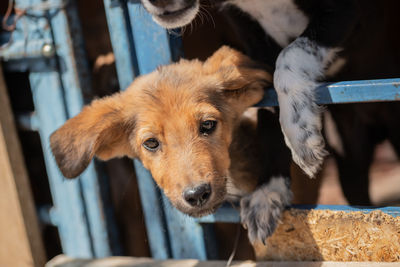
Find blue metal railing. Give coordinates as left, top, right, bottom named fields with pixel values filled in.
left=258, top=78, right=400, bottom=107
left=198, top=204, right=400, bottom=224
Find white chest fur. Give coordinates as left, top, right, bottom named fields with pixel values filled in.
left=227, top=0, right=309, bottom=47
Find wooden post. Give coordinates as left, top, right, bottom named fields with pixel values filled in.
left=0, top=64, right=46, bottom=267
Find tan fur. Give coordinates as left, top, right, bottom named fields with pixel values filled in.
left=50, top=46, right=271, bottom=217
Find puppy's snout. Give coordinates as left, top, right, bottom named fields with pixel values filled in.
left=148, top=0, right=170, bottom=8
left=183, top=183, right=211, bottom=207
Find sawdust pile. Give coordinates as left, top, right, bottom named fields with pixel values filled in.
left=253, top=209, right=400, bottom=262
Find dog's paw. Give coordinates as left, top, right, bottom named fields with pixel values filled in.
left=240, top=177, right=292, bottom=244
left=240, top=192, right=283, bottom=244
left=289, top=127, right=328, bottom=178
left=281, top=102, right=328, bottom=177
left=274, top=37, right=333, bottom=177
left=278, top=96, right=328, bottom=177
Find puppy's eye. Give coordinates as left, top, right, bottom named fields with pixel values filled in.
left=143, top=138, right=160, bottom=151
left=200, top=120, right=217, bottom=136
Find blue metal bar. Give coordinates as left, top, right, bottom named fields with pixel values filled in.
left=46, top=0, right=86, bottom=116
left=29, top=70, right=94, bottom=257
left=16, top=112, right=40, bottom=131
left=46, top=0, right=117, bottom=257
left=37, top=204, right=58, bottom=226
left=12, top=0, right=93, bottom=257
left=103, top=0, right=138, bottom=89
left=1, top=57, right=58, bottom=72
left=133, top=161, right=171, bottom=259
left=319, top=78, right=400, bottom=104
left=197, top=204, right=240, bottom=224
left=197, top=204, right=400, bottom=223
left=43, top=0, right=113, bottom=257
left=0, top=39, right=54, bottom=60
left=126, top=4, right=172, bottom=74
left=161, top=198, right=208, bottom=259
left=103, top=0, right=171, bottom=259
left=257, top=78, right=400, bottom=107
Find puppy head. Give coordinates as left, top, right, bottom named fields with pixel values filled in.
left=50, top=46, right=271, bottom=217
left=140, top=0, right=200, bottom=29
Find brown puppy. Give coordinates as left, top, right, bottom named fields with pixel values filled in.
left=50, top=46, right=292, bottom=243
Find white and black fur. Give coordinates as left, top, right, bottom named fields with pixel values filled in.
left=218, top=0, right=400, bottom=206
left=240, top=176, right=292, bottom=243
left=141, top=0, right=400, bottom=241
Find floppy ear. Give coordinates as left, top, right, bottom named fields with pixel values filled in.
left=50, top=93, right=135, bottom=178
left=203, top=46, right=272, bottom=114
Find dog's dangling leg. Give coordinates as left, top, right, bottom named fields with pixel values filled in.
left=274, top=37, right=341, bottom=177
left=273, top=0, right=356, bottom=177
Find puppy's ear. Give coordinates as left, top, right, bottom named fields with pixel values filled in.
left=50, top=93, right=135, bottom=178
left=204, top=46, right=272, bottom=114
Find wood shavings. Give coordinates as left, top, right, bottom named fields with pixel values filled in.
left=253, top=209, right=400, bottom=262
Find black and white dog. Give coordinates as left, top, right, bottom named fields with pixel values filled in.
left=209, top=1, right=400, bottom=206
left=140, top=0, right=400, bottom=180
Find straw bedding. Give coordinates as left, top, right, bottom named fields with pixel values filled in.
left=254, top=208, right=400, bottom=262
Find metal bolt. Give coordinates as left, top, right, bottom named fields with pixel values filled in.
left=42, top=43, right=56, bottom=57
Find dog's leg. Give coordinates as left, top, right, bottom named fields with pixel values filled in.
left=274, top=37, right=337, bottom=177
left=273, top=0, right=357, bottom=177
left=240, top=176, right=292, bottom=244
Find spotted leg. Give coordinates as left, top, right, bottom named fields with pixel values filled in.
left=273, top=0, right=357, bottom=177
left=240, top=176, right=292, bottom=244
left=274, top=37, right=340, bottom=177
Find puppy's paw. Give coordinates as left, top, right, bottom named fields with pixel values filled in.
left=240, top=177, right=292, bottom=244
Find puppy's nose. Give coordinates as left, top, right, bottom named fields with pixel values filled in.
left=183, top=184, right=211, bottom=207
left=148, top=0, right=170, bottom=8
